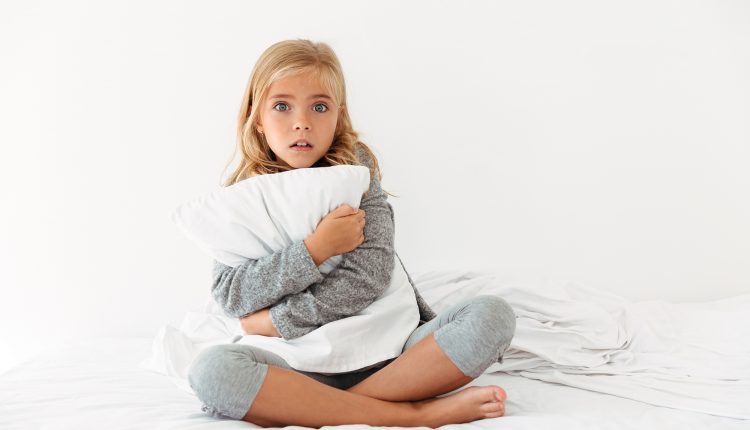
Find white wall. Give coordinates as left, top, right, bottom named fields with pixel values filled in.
left=1, top=0, right=748, bottom=373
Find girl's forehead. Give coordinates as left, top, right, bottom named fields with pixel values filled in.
left=267, top=69, right=335, bottom=97
left=270, top=73, right=328, bottom=93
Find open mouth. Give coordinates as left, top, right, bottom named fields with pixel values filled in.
left=290, top=139, right=313, bottom=151
left=290, top=139, right=312, bottom=148
left=290, top=140, right=313, bottom=151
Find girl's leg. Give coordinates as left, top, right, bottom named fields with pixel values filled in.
left=188, top=295, right=517, bottom=429
left=187, top=343, right=424, bottom=427
left=347, top=294, right=517, bottom=401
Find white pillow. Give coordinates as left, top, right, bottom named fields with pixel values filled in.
left=171, top=165, right=420, bottom=373
left=171, top=165, right=370, bottom=272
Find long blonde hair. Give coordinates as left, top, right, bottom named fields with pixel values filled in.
left=220, top=38, right=394, bottom=198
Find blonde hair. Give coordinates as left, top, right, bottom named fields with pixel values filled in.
left=220, top=38, right=394, bottom=198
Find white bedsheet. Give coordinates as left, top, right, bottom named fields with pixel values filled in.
left=138, top=269, right=750, bottom=421
left=419, top=271, right=750, bottom=420
left=1, top=336, right=748, bottom=430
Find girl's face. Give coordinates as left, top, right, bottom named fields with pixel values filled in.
left=256, top=70, right=343, bottom=169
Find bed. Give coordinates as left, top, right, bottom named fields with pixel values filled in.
left=2, top=269, right=748, bottom=430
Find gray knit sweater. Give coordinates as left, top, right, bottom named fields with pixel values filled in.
left=211, top=145, right=438, bottom=340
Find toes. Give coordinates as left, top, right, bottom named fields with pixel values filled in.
left=481, top=400, right=504, bottom=413
left=494, top=386, right=507, bottom=402
left=483, top=402, right=505, bottom=418
left=477, top=385, right=507, bottom=404
left=485, top=409, right=505, bottom=418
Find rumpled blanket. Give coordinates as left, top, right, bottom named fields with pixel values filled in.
left=416, top=271, right=750, bottom=420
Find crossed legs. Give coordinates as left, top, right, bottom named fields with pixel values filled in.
left=190, top=295, right=517, bottom=428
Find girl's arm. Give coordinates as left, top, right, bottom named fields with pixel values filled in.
left=239, top=307, right=281, bottom=337
left=211, top=240, right=325, bottom=319
left=267, top=146, right=396, bottom=340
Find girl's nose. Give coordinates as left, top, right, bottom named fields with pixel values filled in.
left=293, top=114, right=311, bottom=131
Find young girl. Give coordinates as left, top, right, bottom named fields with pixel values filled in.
left=187, top=39, right=517, bottom=428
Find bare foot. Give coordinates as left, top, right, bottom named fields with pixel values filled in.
left=414, top=385, right=507, bottom=428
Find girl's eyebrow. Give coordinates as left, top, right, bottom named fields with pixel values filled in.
left=269, top=93, right=333, bottom=101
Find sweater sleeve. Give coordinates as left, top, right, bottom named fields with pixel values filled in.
left=268, top=147, right=396, bottom=340
left=211, top=240, right=326, bottom=319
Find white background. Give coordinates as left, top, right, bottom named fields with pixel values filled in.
left=1, top=0, right=748, bottom=373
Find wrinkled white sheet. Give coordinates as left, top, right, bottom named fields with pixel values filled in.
left=140, top=270, right=750, bottom=420
left=417, top=271, right=750, bottom=420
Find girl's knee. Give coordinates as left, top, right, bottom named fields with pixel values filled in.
left=188, top=345, right=228, bottom=391
left=470, top=295, right=517, bottom=340
left=187, top=344, right=265, bottom=398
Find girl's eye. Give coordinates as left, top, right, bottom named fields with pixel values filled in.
left=272, top=102, right=329, bottom=113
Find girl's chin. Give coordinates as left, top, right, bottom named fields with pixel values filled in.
left=281, top=159, right=316, bottom=169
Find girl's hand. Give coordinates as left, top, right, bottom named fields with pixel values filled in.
left=240, top=308, right=281, bottom=337
left=309, top=204, right=366, bottom=258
